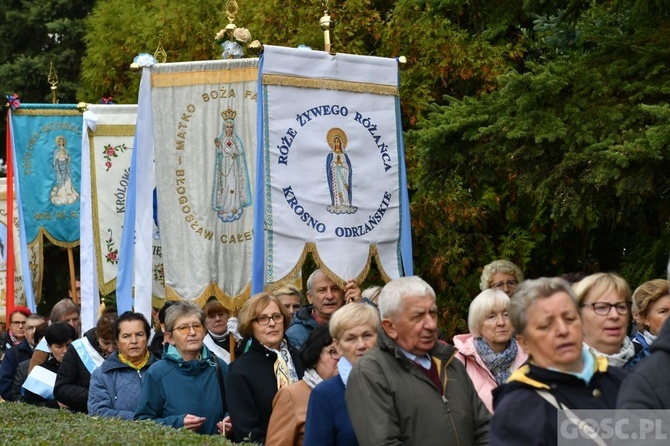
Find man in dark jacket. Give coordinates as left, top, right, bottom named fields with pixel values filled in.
left=285, top=269, right=360, bottom=348
left=617, top=316, right=670, bottom=409
left=0, top=314, right=44, bottom=400
left=346, top=276, right=490, bottom=445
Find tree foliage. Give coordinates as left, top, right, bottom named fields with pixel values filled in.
left=0, top=0, right=92, bottom=160
left=409, top=0, right=670, bottom=334
left=5, top=0, right=670, bottom=336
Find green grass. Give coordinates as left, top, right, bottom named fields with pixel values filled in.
left=0, top=402, right=255, bottom=445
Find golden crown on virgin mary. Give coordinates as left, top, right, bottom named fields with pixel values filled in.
left=221, top=108, right=237, bottom=121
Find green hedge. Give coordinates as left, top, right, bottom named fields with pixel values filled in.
left=0, top=402, right=255, bottom=445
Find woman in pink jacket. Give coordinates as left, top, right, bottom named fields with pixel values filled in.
left=453, top=289, right=528, bottom=412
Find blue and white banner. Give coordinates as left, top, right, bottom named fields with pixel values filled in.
left=150, top=59, right=258, bottom=310
left=253, top=46, right=413, bottom=291
left=11, top=106, right=82, bottom=246
left=71, top=336, right=105, bottom=374
left=22, top=365, right=57, bottom=399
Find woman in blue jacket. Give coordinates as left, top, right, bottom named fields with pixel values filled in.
left=134, top=302, right=230, bottom=436
left=88, top=312, right=157, bottom=419
left=304, top=302, right=380, bottom=446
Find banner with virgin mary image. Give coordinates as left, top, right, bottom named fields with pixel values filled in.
left=10, top=105, right=82, bottom=246
left=253, top=45, right=413, bottom=292
left=151, top=58, right=258, bottom=310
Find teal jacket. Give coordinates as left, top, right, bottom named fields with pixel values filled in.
left=134, top=344, right=228, bottom=435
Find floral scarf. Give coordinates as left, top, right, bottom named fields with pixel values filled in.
left=302, top=368, right=325, bottom=390
left=584, top=336, right=635, bottom=367
left=474, top=336, right=518, bottom=385
left=267, top=340, right=299, bottom=390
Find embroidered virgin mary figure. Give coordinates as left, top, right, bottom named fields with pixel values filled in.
left=326, top=128, right=357, bottom=214
left=50, top=135, right=79, bottom=205
left=211, top=108, right=252, bottom=223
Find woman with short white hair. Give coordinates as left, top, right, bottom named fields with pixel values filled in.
left=303, top=303, right=380, bottom=446
left=454, top=289, right=528, bottom=412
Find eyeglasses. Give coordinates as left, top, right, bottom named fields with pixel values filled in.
left=580, top=301, right=630, bottom=316
left=254, top=313, right=284, bottom=326
left=172, top=323, right=205, bottom=335
left=491, top=280, right=518, bottom=290
left=324, top=348, right=341, bottom=360
left=10, top=320, right=26, bottom=326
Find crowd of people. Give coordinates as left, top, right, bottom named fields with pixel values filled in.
left=1, top=261, right=670, bottom=445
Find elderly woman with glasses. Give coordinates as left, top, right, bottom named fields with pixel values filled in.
left=135, top=302, right=231, bottom=436
left=480, top=260, right=523, bottom=297
left=266, top=325, right=340, bottom=445
left=304, top=302, right=380, bottom=446
left=491, top=277, right=626, bottom=445
left=573, top=272, right=635, bottom=368
left=225, top=293, right=304, bottom=444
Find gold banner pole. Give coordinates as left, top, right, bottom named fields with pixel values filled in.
left=320, top=1, right=333, bottom=53
left=48, top=62, right=79, bottom=304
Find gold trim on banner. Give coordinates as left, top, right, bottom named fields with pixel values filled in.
left=38, top=228, right=80, bottom=249
left=27, top=237, right=45, bottom=304
left=262, top=74, right=398, bottom=96
left=164, top=282, right=251, bottom=312
left=88, top=126, right=135, bottom=296
left=90, top=125, right=136, bottom=137
left=265, top=242, right=393, bottom=292
left=152, top=295, right=166, bottom=309
left=151, top=67, right=258, bottom=88
left=12, top=109, right=82, bottom=116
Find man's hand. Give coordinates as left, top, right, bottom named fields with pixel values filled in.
left=344, top=279, right=362, bottom=303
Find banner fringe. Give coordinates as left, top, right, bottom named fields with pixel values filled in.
left=265, top=242, right=393, bottom=292
left=262, top=74, right=398, bottom=96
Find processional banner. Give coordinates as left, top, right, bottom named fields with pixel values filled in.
left=10, top=105, right=82, bottom=305
left=252, top=46, right=413, bottom=291
left=151, top=58, right=258, bottom=310
left=80, top=105, right=165, bottom=331
left=0, top=178, right=30, bottom=316
left=83, top=105, right=165, bottom=297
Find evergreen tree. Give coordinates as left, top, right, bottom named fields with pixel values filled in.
left=0, top=0, right=92, bottom=157
left=409, top=0, right=670, bottom=333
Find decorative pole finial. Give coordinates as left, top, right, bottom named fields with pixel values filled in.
left=226, top=0, right=239, bottom=26
left=48, top=61, right=59, bottom=104
left=154, top=33, right=167, bottom=63
left=319, top=0, right=333, bottom=53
